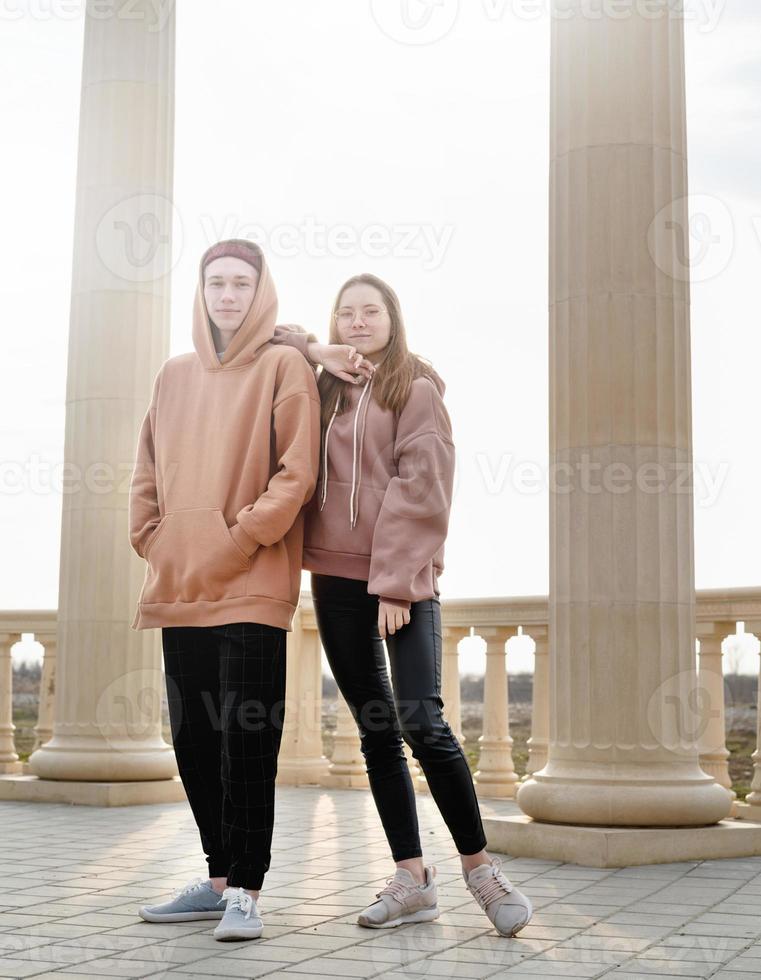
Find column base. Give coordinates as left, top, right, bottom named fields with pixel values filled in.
left=29, top=736, right=178, bottom=782
left=517, top=764, right=734, bottom=826
left=327, top=767, right=370, bottom=789
left=475, top=775, right=520, bottom=800
left=0, top=773, right=187, bottom=807
left=484, top=813, right=761, bottom=867
left=276, top=757, right=331, bottom=786
left=733, top=801, right=761, bottom=822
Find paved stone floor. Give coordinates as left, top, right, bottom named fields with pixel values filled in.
left=1, top=788, right=761, bottom=979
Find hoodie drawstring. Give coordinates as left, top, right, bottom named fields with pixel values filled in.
left=319, top=404, right=338, bottom=512
left=319, top=373, right=375, bottom=528
left=350, top=373, right=374, bottom=528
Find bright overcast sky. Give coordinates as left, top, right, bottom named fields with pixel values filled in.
left=2, top=1, right=760, bottom=672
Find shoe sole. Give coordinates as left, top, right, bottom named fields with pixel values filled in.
left=138, top=908, right=224, bottom=922
left=357, top=906, right=440, bottom=929
left=213, top=926, right=264, bottom=941
left=495, top=896, right=533, bottom=938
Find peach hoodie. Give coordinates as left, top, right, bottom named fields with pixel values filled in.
left=271, top=328, right=456, bottom=610
left=128, top=245, right=321, bottom=632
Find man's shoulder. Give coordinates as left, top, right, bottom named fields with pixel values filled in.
left=160, top=352, right=197, bottom=373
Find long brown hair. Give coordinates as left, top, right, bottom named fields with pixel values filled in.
left=317, top=273, right=436, bottom=428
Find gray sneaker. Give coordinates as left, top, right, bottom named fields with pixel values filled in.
left=213, top=886, right=264, bottom=941
left=138, top=876, right=226, bottom=922
left=464, top=858, right=532, bottom=937
left=357, top=866, right=439, bottom=929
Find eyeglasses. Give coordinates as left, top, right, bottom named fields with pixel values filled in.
left=333, top=306, right=388, bottom=326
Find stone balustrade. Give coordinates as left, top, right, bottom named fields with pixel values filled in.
left=2, top=588, right=759, bottom=805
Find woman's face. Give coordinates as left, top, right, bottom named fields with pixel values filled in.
left=334, top=283, right=392, bottom=361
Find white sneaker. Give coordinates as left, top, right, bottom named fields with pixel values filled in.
left=464, top=858, right=532, bottom=937
left=213, top=886, right=263, bottom=941
left=357, top=866, right=439, bottom=929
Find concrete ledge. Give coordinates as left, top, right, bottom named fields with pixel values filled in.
left=0, top=774, right=188, bottom=806
left=733, top=800, right=761, bottom=822
left=484, top=813, right=761, bottom=867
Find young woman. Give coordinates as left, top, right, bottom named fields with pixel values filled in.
left=273, top=273, right=533, bottom=938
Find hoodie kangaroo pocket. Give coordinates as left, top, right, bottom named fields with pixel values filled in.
left=142, top=508, right=250, bottom=604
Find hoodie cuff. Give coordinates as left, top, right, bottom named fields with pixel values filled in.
left=229, top=521, right=259, bottom=558
left=379, top=596, right=412, bottom=611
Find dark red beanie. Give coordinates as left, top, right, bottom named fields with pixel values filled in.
left=201, top=239, right=262, bottom=274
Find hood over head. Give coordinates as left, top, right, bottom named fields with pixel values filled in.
left=192, top=238, right=278, bottom=371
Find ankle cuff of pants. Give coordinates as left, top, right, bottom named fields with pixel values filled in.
left=207, top=858, right=232, bottom=878
left=390, top=848, right=423, bottom=862
left=455, top=835, right=488, bottom=857
left=227, top=868, right=265, bottom=890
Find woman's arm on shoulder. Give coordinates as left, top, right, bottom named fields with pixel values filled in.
left=272, top=323, right=375, bottom=383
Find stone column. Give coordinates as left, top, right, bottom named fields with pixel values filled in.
left=517, top=0, right=731, bottom=825
left=697, top=624, right=734, bottom=800
left=278, top=614, right=330, bottom=786
left=30, top=1, right=178, bottom=783
left=525, top=630, right=549, bottom=776
left=442, top=627, right=468, bottom=744
left=328, top=695, right=369, bottom=789
left=0, top=634, right=22, bottom=774
left=32, top=635, right=57, bottom=753
left=475, top=628, right=519, bottom=798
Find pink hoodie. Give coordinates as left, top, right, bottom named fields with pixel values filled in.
left=271, top=327, right=456, bottom=610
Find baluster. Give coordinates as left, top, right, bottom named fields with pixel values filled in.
left=474, top=627, right=519, bottom=798
left=278, top=611, right=330, bottom=785
left=32, top=634, right=57, bottom=753
left=745, top=629, right=761, bottom=814
left=328, top=694, right=368, bottom=788
left=525, top=628, right=549, bottom=776
left=0, top=633, right=22, bottom=774
left=696, top=624, right=735, bottom=812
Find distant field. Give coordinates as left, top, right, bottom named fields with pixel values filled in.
left=11, top=666, right=758, bottom=800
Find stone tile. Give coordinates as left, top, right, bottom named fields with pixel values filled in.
left=5, top=788, right=761, bottom=978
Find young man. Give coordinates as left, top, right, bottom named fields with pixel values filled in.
left=129, top=239, right=323, bottom=941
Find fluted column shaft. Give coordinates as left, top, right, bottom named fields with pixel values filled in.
left=517, top=0, right=731, bottom=824
left=31, top=1, right=177, bottom=781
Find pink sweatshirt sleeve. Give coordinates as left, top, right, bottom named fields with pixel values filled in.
left=270, top=323, right=319, bottom=370
left=368, top=376, right=456, bottom=609
left=128, top=369, right=163, bottom=559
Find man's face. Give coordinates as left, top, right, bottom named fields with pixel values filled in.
left=203, top=256, right=260, bottom=333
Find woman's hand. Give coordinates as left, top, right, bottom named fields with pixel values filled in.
left=308, top=342, right=375, bottom=384
left=378, top=600, right=411, bottom=640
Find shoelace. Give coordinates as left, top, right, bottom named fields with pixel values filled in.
left=170, top=876, right=206, bottom=900
left=469, top=859, right=513, bottom=911
left=377, top=875, right=419, bottom=904
left=220, top=886, right=256, bottom=920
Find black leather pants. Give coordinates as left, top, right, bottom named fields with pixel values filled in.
left=311, top=572, right=487, bottom=860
